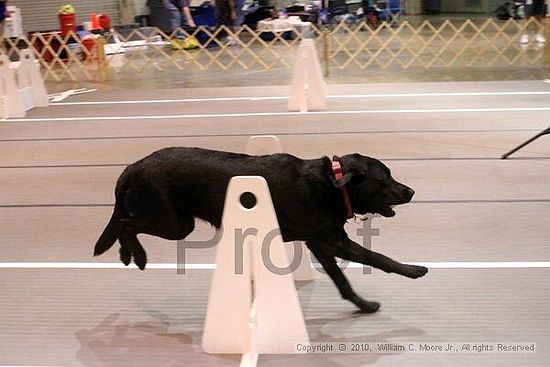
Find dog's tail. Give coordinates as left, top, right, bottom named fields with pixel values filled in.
left=93, top=208, right=120, bottom=257
left=93, top=168, right=149, bottom=270
left=94, top=169, right=130, bottom=257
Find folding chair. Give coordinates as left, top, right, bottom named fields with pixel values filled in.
left=373, top=0, right=402, bottom=27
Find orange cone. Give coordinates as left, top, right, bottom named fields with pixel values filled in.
left=91, top=13, right=100, bottom=30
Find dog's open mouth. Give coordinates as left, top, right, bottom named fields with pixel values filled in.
left=379, top=206, right=396, bottom=217
left=358, top=205, right=396, bottom=220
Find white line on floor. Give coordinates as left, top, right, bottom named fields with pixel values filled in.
left=5, top=107, right=550, bottom=122
left=0, top=262, right=549, bottom=269
left=50, top=91, right=550, bottom=105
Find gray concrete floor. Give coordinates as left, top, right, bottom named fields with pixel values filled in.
left=46, top=64, right=550, bottom=94
left=0, top=80, right=549, bottom=366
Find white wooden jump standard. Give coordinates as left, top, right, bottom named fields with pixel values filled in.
left=202, top=176, right=310, bottom=366
left=13, top=50, right=49, bottom=111
left=288, top=38, right=327, bottom=112
left=0, top=50, right=49, bottom=119
left=245, top=135, right=315, bottom=281
left=0, top=55, right=25, bottom=118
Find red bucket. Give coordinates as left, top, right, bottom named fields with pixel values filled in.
left=59, top=13, right=77, bottom=35
left=99, top=15, right=111, bottom=30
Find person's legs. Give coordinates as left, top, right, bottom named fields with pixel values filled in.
left=0, top=0, right=5, bottom=38
left=215, top=0, right=236, bottom=43
left=0, top=20, right=4, bottom=56
left=533, top=0, right=546, bottom=42
left=521, top=0, right=546, bottom=44
left=235, top=0, right=245, bottom=28
left=149, top=5, right=182, bottom=34
left=216, top=0, right=233, bottom=27
left=520, top=1, right=534, bottom=43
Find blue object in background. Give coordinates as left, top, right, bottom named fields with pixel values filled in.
left=192, top=1, right=217, bottom=27
left=0, top=1, right=6, bottom=22
left=236, top=0, right=245, bottom=27
left=318, top=8, right=330, bottom=25
left=188, top=2, right=218, bottom=47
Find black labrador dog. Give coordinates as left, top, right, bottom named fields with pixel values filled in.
left=94, top=147, right=428, bottom=313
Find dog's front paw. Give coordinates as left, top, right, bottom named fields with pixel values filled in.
left=400, top=264, right=428, bottom=279
left=355, top=300, right=381, bottom=314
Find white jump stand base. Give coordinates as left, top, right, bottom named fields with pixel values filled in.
left=202, top=176, right=310, bottom=366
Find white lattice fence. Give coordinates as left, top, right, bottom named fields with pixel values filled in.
left=0, top=18, right=546, bottom=82
left=329, top=18, right=545, bottom=70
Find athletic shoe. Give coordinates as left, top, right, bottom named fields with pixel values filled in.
left=535, top=33, right=546, bottom=43
left=225, top=36, right=238, bottom=46
left=520, top=34, right=529, bottom=44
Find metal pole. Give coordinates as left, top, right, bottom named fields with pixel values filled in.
left=502, top=127, right=550, bottom=159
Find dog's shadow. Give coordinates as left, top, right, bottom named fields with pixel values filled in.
left=74, top=312, right=239, bottom=367
left=75, top=310, right=424, bottom=367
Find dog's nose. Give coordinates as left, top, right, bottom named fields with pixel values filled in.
left=404, top=187, right=415, bottom=200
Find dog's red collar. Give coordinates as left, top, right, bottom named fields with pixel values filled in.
left=332, top=160, right=354, bottom=220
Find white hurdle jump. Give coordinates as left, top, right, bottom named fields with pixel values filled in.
left=0, top=50, right=49, bottom=119
left=202, top=176, right=310, bottom=366
left=246, top=135, right=315, bottom=281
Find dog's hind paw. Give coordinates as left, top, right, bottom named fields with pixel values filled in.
left=133, top=245, right=147, bottom=271
left=119, top=248, right=132, bottom=266
left=400, top=264, right=428, bottom=279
